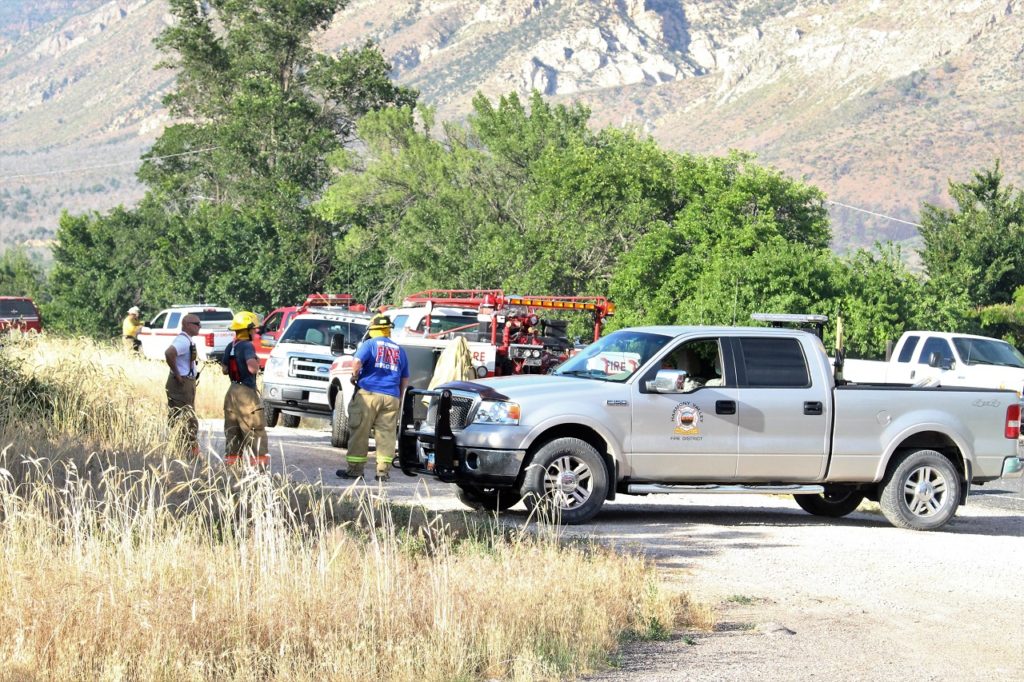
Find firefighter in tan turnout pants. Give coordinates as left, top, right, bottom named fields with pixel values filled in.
left=220, top=311, right=270, bottom=468
left=337, top=314, right=409, bottom=482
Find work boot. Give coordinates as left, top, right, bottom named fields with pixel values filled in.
left=336, top=468, right=365, bottom=480
left=376, top=467, right=390, bottom=483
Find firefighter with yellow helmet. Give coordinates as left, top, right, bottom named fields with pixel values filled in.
left=337, top=313, right=409, bottom=482
left=220, top=310, right=270, bottom=468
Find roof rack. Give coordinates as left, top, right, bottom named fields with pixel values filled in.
left=751, top=312, right=828, bottom=339
left=297, top=293, right=366, bottom=314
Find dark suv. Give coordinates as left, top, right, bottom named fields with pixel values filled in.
left=0, top=296, right=42, bottom=332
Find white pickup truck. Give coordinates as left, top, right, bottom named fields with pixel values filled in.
left=138, top=305, right=235, bottom=362
left=842, top=331, right=1024, bottom=397
left=400, top=325, right=1023, bottom=531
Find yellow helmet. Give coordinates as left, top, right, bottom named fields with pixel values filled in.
left=368, top=313, right=393, bottom=337
left=229, top=310, right=259, bottom=331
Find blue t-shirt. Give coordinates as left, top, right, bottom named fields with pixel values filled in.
left=354, top=337, right=409, bottom=398
left=223, top=339, right=258, bottom=389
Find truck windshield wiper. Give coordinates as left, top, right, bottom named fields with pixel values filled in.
left=555, top=369, right=611, bottom=381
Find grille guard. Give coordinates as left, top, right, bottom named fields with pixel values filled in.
left=399, top=388, right=458, bottom=481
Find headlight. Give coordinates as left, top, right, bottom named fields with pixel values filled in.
left=473, top=400, right=521, bottom=425
left=265, top=356, right=286, bottom=379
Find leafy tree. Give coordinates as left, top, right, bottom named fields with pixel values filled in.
left=0, top=247, right=47, bottom=302
left=609, top=153, right=831, bottom=328
left=918, top=162, right=1024, bottom=311
left=830, top=245, right=930, bottom=358
left=46, top=206, right=164, bottom=336
left=49, top=0, right=416, bottom=333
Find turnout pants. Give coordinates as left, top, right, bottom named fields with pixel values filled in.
left=345, top=390, right=399, bottom=476
left=165, top=374, right=198, bottom=457
left=223, top=383, right=269, bottom=460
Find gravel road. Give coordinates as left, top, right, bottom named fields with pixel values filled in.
left=200, top=420, right=1024, bottom=681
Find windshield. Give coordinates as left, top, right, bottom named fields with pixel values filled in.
left=553, top=330, right=672, bottom=382
left=953, top=337, right=1024, bottom=368
left=280, top=318, right=368, bottom=347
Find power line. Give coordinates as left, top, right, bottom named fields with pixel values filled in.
left=826, top=199, right=922, bottom=228
left=0, top=147, right=220, bottom=181
left=1, top=149, right=926, bottom=231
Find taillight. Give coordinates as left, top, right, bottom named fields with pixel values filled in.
left=1006, top=403, right=1021, bottom=440
left=204, top=332, right=215, bottom=347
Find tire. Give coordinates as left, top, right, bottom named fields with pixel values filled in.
left=521, top=437, right=608, bottom=524
left=281, top=413, right=301, bottom=428
left=794, top=485, right=865, bottom=518
left=879, top=449, right=961, bottom=531
left=455, top=484, right=521, bottom=512
left=263, top=399, right=280, bottom=428
left=331, top=398, right=349, bottom=449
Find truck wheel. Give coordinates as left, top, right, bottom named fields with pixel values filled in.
left=794, top=485, right=865, bottom=518
left=521, top=437, right=608, bottom=524
left=331, top=399, right=349, bottom=449
left=455, top=484, right=521, bottom=512
left=263, top=399, right=280, bottom=428
left=879, top=449, right=961, bottom=531
left=282, top=414, right=301, bottom=428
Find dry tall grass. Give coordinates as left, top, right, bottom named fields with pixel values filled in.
left=0, top=334, right=694, bottom=680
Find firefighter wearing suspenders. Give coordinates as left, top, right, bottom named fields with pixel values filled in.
left=220, top=311, right=270, bottom=468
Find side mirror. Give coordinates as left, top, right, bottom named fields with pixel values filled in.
left=928, top=352, right=954, bottom=370
left=645, top=369, right=689, bottom=393
left=330, top=333, right=346, bottom=356
left=260, top=337, right=276, bottom=349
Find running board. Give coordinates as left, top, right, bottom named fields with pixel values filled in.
left=626, top=483, right=825, bottom=495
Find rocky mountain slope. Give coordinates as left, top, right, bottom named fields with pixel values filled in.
left=1, top=0, right=1021, bottom=254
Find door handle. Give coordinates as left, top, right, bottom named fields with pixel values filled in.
left=804, top=401, right=823, bottom=415
left=716, top=400, right=736, bottom=415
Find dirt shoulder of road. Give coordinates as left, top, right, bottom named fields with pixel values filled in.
left=581, top=496, right=1024, bottom=682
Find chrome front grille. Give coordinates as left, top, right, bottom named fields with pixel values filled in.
left=288, top=355, right=331, bottom=382
left=425, top=394, right=476, bottom=430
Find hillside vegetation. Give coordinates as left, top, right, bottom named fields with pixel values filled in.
left=0, top=0, right=1020, bottom=251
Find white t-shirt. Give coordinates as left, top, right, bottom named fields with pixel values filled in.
left=170, top=333, right=196, bottom=378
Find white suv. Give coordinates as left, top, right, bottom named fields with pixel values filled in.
left=261, top=307, right=371, bottom=428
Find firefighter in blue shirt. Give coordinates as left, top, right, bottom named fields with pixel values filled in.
left=338, top=314, right=409, bottom=482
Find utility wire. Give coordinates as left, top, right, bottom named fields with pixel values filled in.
left=1, top=148, right=925, bottom=230
left=825, top=199, right=922, bottom=228
left=0, top=147, right=220, bottom=181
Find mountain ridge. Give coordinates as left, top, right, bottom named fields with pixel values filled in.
left=1, top=0, right=1020, bottom=254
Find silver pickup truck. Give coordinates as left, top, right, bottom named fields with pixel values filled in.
left=399, top=325, right=1024, bottom=530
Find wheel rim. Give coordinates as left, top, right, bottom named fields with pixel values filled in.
left=902, top=465, right=949, bottom=517
left=542, top=455, right=594, bottom=510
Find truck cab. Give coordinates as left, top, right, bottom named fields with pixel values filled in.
left=845, top=331, right=1024, bottom=397
left=138, top=305, right=234, bottom=362
left=261, top=306, right=371, bottom=428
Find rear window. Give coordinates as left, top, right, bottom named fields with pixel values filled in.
left=0, top=299, right=39, bottom=317
left=195, top=310, right=234, bottom=322
left=896, top=335, right=919, bottom=363
left=737, top=337, right=810, bottom=388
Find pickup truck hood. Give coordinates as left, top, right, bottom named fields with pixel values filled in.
left=442, top=374, right=622, bottom=402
